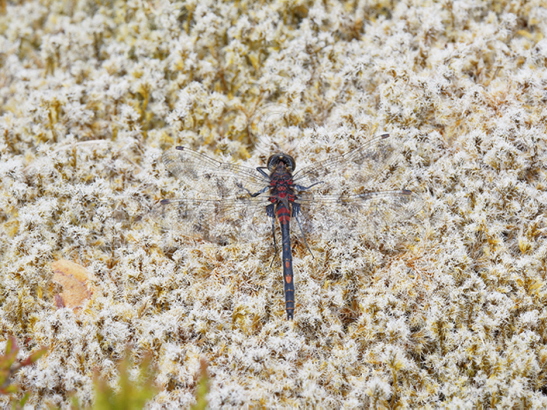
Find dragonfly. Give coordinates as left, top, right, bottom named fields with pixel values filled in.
left=160, top=133, right=420, bottom=320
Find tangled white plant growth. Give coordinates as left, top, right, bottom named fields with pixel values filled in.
left=1, top=0, right=547, bottom=408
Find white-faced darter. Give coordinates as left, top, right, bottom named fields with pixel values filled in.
left=161, top=134, right=421, bottom=320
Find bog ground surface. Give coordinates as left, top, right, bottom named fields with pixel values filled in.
left=1, top=1, right=547, bottom=408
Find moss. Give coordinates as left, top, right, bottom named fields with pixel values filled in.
left=1, top=0, right=547, bottom=407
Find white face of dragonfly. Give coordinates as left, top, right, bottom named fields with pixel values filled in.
left=266, top=153, right=296, bottom=173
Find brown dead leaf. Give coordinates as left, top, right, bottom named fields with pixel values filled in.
left=51, top=260, right=97, bottom=310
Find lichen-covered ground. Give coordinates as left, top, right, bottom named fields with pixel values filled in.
left=1, top=0, right=547, bottom=408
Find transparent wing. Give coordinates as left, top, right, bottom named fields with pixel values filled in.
left=159, top=197, right=273, bottom=245
left=293, top=133, right=402, bottom=195
left=160, top=142, right=422, bottom=249
left=295, top=189, right=423, bottom=246
left=161, top=146, right=274, bottom=244
left=162, top=146, right=270, bottom=198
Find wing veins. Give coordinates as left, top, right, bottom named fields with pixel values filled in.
left=292, top=133, right=396, bottom=186
left=162, top=146, right=269, bottom=191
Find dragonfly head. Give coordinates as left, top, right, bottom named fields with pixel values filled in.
left=267, top=153, right=296, bottom=172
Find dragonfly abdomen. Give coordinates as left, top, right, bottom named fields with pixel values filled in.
left=278, top=206, right=295, bottom=320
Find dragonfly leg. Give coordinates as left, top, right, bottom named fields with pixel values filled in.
left=235, top=182, right=270, bottom=198
left=256, top=166, right=270, bottom=179
left=295, top=181, right=324, bottom=191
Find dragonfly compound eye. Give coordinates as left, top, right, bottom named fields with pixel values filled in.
left=267, top=153, right=296, bottom=172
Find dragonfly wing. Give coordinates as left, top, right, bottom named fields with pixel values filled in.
left=297, top=189, right=423, bottom=244
left=162, top=146, right=270, bottom=197
left=159, top=196, right=273, bottom=245
left=292, top=133, right=404, bottom=194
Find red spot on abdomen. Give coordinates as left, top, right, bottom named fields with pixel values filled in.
left=285, top=274, right=292, bottom=283
left=277, top=208, right=290, bottom=223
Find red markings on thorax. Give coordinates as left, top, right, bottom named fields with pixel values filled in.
left=269, top=168, right=296, bottom=223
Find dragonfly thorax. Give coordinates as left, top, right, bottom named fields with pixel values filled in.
left=267, top=153, right=296, bottom=173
